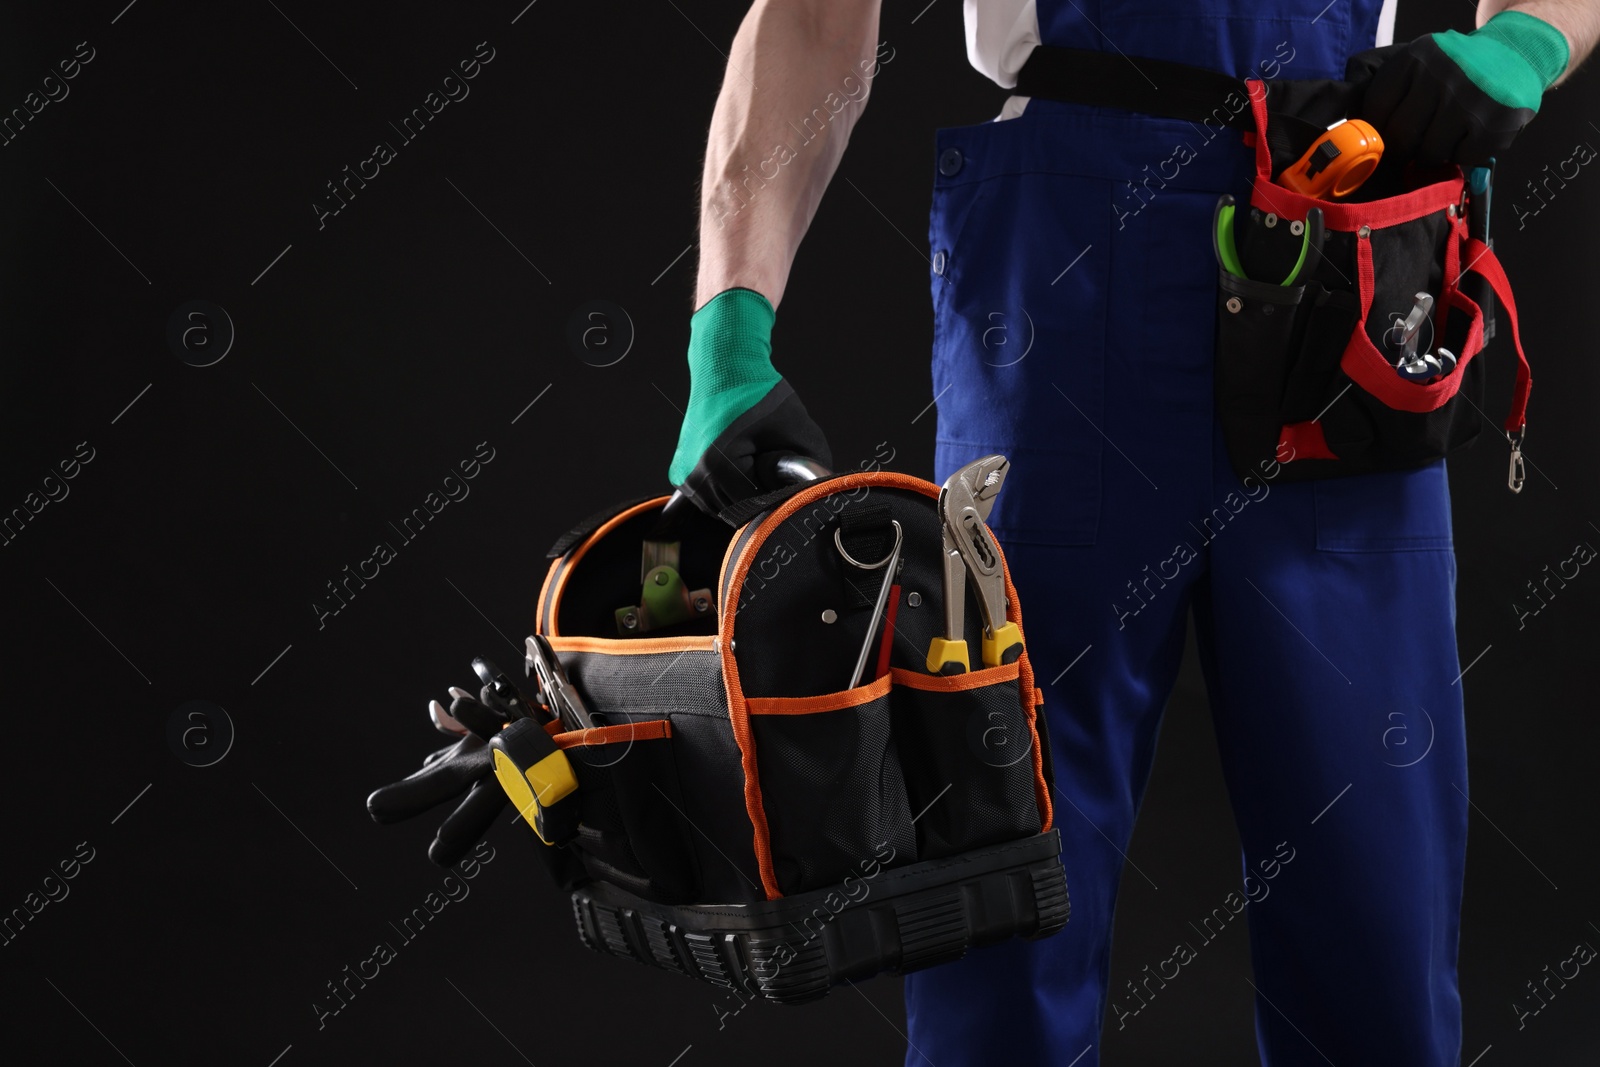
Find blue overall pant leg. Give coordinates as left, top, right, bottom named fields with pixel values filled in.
left=903, top=5, right=1467, bottom=1062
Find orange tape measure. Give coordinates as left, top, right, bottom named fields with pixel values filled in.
left=1279, top=118, right=1384, bottom=199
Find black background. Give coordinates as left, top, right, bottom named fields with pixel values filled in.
left=1, top=2, right=1596, bottom=1064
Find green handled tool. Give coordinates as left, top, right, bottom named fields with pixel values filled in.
left=1213, top=195, right=1325, bottom=286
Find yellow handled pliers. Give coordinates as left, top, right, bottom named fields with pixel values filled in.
left=926, top=455, right=1023, bottom=674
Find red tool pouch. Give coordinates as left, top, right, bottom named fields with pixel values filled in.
left=1214, top=80, right=1532, bottom=489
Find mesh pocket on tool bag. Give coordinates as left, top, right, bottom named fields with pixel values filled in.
left=890, top=665, right=1045, bottom=860
left=554, top=642, right=765, bottom=903
left=746, top=676, right=916, bottom=896
left=554, top=719, right=700, bottom=904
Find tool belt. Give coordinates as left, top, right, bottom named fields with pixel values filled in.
left=506, top=464, right=1066, bottom=1004
left=1017, top=47, right=1533, bottom=490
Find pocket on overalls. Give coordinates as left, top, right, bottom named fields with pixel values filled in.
left=929, top=120, right=1112, bottom=546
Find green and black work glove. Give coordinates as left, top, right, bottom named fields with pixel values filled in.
left=367, top=683, right=511, bottom=867
left=1363, top=10, right=1570, bottom=165
left=668, top=287, right=832, bottom=517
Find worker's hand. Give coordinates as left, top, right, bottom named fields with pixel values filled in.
left=367, top=685, right=508, bottom=867
left=668, top=287, right=831, bottom=517
left=1362, top=11, right=1569, bottom=165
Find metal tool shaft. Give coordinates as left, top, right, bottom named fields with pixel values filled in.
left=849, top=529, right=903, bottom=689
left=940, top=538, right=965, bottom=643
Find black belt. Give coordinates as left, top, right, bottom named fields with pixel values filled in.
left=1016, top=46, right=1256, bottom=128
left=1014, top=46, right=1329, bottom=163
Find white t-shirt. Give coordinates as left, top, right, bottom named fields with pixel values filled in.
left=965, top=0, right=1399, bottom=119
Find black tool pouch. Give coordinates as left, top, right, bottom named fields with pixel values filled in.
left=1213, top=77, right=1531, bottom=488
left=518, top=471, right=1068, bottom=1003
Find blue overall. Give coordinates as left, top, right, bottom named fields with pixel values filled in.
left=906, top=4, right=1469, bottom=1065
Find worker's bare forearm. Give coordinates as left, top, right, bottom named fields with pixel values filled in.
left=1482, top=0, right=1600, bottom=82
left=695, top=0, right=885, bottom=309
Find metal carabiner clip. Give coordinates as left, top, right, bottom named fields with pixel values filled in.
left=1507, top=427, right=1526, bottom=494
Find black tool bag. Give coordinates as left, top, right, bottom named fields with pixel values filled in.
left=1016, top=46, right=1534, bottom=490
left=522, top=469, right=1066, bottom=1004
left=1214, top=76, right=1531, bottom=487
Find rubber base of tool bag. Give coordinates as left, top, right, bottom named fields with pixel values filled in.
left=1213, top=78, right=1530, bottom=484
left=570, top=829, right=1069, bottom=1006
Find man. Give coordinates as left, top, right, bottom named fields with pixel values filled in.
left=668, top=2, right=1598, bottom=1063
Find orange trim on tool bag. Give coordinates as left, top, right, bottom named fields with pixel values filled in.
left=535, top=558, right=561, bottom=637
left=890, top=662, right=1021, bottom=692
left=716, top=523, right=751, bottom=613
left=542, top=719, right=562, bottom=737
left=1004, top=561, right=1053, bottom=835
left=545, top=635, right=719, bottom=656
left=551, top=719, right=672, bottom=749
left=719, top=470, right=940, bottom=899
left=746, top=674, right=893, bottom=716
left=542, top=496, right=671, bottom=637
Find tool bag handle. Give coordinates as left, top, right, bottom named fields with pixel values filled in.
left=716, top=454, right=838, bottom=531
left=546, top=494, right=660, bottom=559
left=649, top=454, right=832, bottom=536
